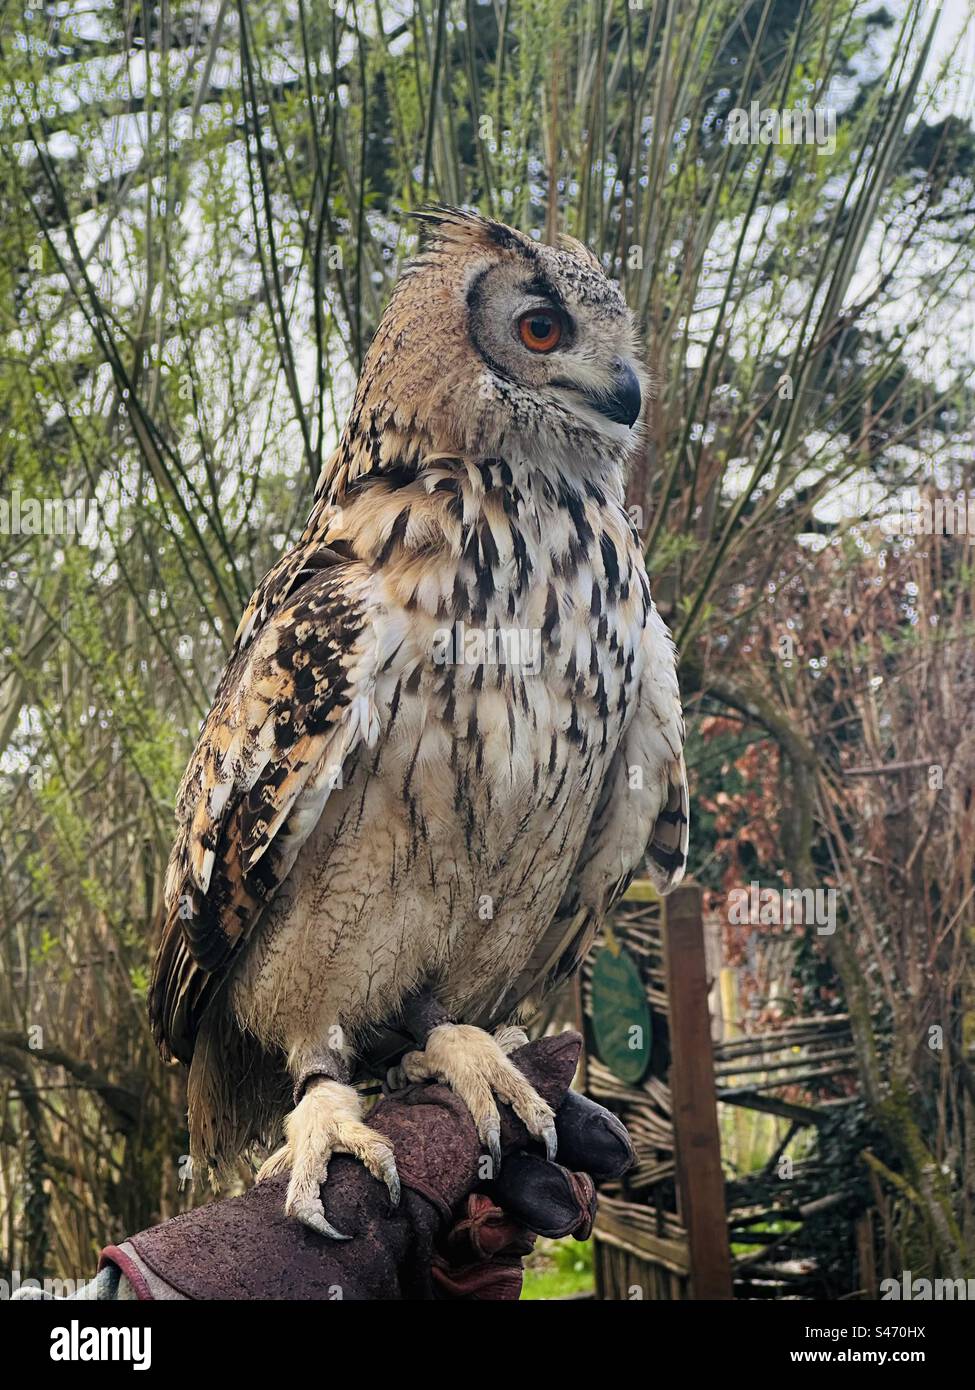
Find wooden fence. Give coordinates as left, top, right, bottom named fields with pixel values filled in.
left=577, top=880, right=734, bottom=1300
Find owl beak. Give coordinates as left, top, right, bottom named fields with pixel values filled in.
left=583, top=359, right=642, bottom=428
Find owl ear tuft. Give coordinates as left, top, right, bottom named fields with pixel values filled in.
left=557, top=232, right=603, bottom=272
left=408, top=205, right=534, bottom=258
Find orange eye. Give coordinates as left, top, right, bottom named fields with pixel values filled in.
left=518, top=309, right=564, bottom=353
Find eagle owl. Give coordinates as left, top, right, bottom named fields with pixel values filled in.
left=150, top=208, right=687, bottom=1237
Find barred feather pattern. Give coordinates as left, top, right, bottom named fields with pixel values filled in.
left=150, top=208, right=687, bottom=1170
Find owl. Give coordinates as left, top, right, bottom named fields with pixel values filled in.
left=150, top=208, right=687, bottom=1237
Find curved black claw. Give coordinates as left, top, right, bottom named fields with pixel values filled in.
left=541, top=1122, right=558, bottom=1162
left=381, top=1153, right=401, bottom=1208
left=299, top=1208, right=352, bottom=1241
left=484, top=1121, right=502, bottom=1175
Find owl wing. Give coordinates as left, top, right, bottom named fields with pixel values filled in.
left=488, top=607, right=688, bottom=1025
left=150, top=547, right=389, bottom=1064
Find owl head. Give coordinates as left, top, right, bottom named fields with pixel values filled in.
left=343, top=208, right=645, bottom=479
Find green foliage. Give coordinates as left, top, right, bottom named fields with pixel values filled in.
left=521, top=1236, right=594, bottom=1299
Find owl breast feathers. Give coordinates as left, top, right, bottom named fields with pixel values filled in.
left=149, top=208, right=687, bottom=1170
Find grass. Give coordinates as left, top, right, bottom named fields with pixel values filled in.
left=520, top=1237, right=594, bottom=1300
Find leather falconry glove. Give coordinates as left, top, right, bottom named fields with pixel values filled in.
left=92, top=1031, right=633, bottom=1301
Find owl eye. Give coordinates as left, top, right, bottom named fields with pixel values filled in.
left=518, top=308, right=564, bottom=353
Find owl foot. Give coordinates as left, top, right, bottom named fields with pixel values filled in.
left=256, top=1078, right=399, bottom=1239
left=397, top=1023, right=557, bottom=1173
left=493, top=1024, right=530, bottom=1055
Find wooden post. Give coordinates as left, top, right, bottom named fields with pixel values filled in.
left=856, top=1212, right=878, bottom=1298
left=664, top=882, right=734, bottom=1299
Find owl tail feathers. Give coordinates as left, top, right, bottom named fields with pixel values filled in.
left=646, top=757, right=689, bottom=893
left=185, top=1008, right=291, bottom=1187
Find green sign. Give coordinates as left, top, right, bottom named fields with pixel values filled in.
left=590, top=945, right=652, bottom=1085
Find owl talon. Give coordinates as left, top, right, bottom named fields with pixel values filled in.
left=400, top=1022, right=556, bottom=1170
left=259, top=1077, right=399, bottom=1234
left=381, top=1154, right=401, bottom=1208
left=294, top=1205, right=351, bottom=1242
left=542, top=1123, right=558, bottom=1162
left=483, top=1120, right=502, bottom=1174
left=280, top=1169, right=352, bottom=1241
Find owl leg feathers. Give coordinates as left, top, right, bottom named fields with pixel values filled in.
left=257, top=1051, right=399, bottom=1240
left=398, top=1022, right=558, bottom=1172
